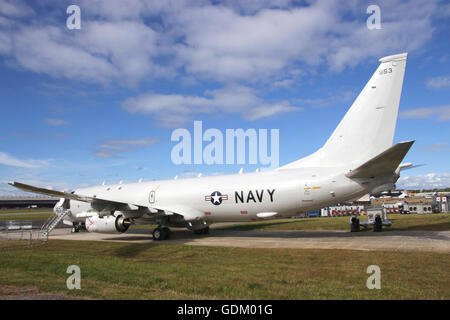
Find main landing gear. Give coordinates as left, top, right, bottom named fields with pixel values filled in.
left=152, top=226, right=170, bottom=241
left=71, top=222, right=85, bottom=233
left=194, top=226, right=210, bottom=235
left=152, top=225, right=210, bottom=240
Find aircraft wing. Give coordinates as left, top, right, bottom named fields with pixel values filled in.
left=346, top=141, right=414, bottom=179
left=8, top=181, right=203, bottom=221
left=8, top=181, right=144, bottom=212
left=153, top=204, right=205, bottom=221
left=9, top=182, right=93, bottom=202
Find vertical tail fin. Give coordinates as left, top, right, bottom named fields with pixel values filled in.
left=281, top=53, right=408, bottom=169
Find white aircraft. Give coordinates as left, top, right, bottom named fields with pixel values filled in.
left=9, top=53, right=413, bottom=240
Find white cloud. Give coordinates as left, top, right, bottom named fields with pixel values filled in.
left=78, top=0, right=194, bottom=21
left=399, top=106, right=450, bottom=122
left=0, top=0, right=35, bottom=18
left=92, top=150, right=121, bottom=159
left=11, top=131, right=67, bottom=140
left=174, top=0, right=437, bottom=81
left=11, top=25, right=116, bottom=84
left=44, top=118, right=69, bottom=126
left=426, top=76, right=450, bottom=89
left=271, top=79, right=294, bottom=89
left=424, top=143, right=450, bottom=152
left=220, top=0, right=293, bottom=14
left=173, top=4, right=334, bottom=82
left=397, top=173, right=450, bottom=189
left=103, top=138, right=159, bottom=146
left=74, top=21, right=166, bottom=84
left=2, top=18, right=167, bottom=85
left=0, top=0, right=439, bottom=85
left=122, top=85, right=302, bottom=127
left=326, top=3, right=435, bottom=71
left=0, top=152, right=50, bottom=168
left=295, top=90, right=357, bottom=108
left=93, top=138, right=159, bottom=158
left=242, top=103, right=299, bottom=121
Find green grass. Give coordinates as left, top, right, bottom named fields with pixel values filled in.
left=216, top=213, right=450, bottom=232
left=0, top=240, right=449, bottom=299
left=0, top=209, right=53, bottom=214
left=0, top=213, right=53, bottom=221
left=0, top=209, right=53, bottom=221
left=388, top=213, right=450, bottom=231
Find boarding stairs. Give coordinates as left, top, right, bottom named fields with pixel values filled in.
left=41, top=206, right=71, bottom=237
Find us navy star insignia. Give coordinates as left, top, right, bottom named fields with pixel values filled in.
left=205, top=191, right=228, bottom=205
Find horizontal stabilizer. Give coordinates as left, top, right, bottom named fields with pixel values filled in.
left=399, top=163, right=425, bottom=171
left=346, top=141, right=414, bottom=179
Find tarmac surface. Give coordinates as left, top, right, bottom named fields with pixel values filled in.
left=49, top=227, right=450, bottom=253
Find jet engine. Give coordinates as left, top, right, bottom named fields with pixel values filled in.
left=85, top=215, right=131, bottom=234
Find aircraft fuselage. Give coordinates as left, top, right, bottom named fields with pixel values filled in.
left=68, top=167, right=380, bottom=223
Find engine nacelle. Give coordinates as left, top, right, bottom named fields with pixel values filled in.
left=85, top=215, right=130, bottom=234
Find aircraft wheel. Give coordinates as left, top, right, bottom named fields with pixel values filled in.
left=194, top=227, right=209, bottom=235
left=153, top=227, right=170, bottom=240
left=162, top=227, right=170, bottom=240
left=153, top=227, right=163, bottom=241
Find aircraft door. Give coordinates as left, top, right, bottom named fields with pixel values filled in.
left=149, top=190, right=156, bottom=204
left=302, top=182, right=313, bottom=203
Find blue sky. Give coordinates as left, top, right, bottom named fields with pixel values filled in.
left=0, top=0, right=449, bottom=195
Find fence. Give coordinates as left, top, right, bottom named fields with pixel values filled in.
left=0, top=220, right=48, bottom=248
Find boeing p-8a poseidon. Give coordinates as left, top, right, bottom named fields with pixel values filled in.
left=10, top=53, right=413, bottom=240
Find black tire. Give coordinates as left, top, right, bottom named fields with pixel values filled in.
left=72, top=224, right=79, bottom=233
left=162, top=227, right=170, bottom=240
left=153, top=227, right=163, bottom=241
left=194, top=227, right=209, bottom=235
